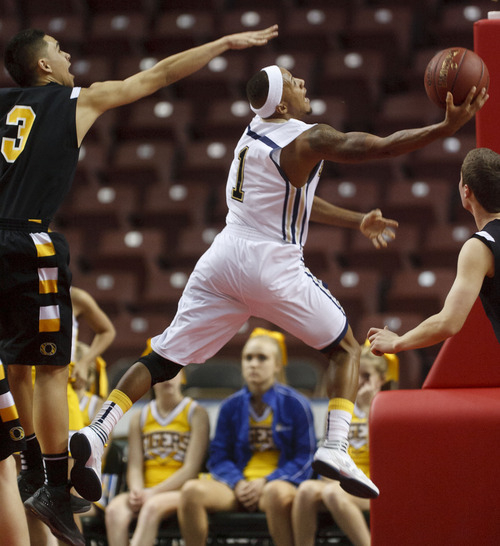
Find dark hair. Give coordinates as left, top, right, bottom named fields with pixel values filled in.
left=461, top=148, right=500, bottom=213
left=4, top=29, right=47, bottom=87
left=246, top=70, right=269, bottom=110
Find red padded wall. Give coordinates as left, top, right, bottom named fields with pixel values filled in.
left=370, top=389, right=500, bottom=546
left=423, top=298, right=499, bottom=389
left=474, top=18, right=500, bottom=153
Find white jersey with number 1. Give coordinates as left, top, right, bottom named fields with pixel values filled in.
left=226, top=116, right=323, bottom=247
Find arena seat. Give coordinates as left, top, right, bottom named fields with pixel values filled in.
left=218, top=8, right=283, bottom=37
left=70, top=270, right=140, bottom=317
left=85, top=11, right=147, bottom=57
left=135, top=182, right=210, bottom=246
left=115, top=97, right=194, bottom=146
left=177, top=138, right=234, bottom=184
left=317, top=49, right=386, bottom=128
left=85, top=228, right=168, bottom=296
left=107, top=141, right=177, bottom=189
left=329, top=269, right=384, bottom=331
left=18, top=0, right=86, bottom=18
left=139, top=264, right=190, bottom=316
left=173, top=225, right=223, bottom=270
left=418, top=223, right=475, bottom=269
left=373, top=91, right=440, bottom=136
left=340, top=224, right=420, bottom=275
left=404, top=134, right=476, bottom=181
left=302, top=225, right=345, bottom=274
left=26, top=15, right=85, bottom=53
left=380, top=178, right=452, bottom=233
left=342, top=6, right=416, bottom=86
left=145, top=9, right=216, bottom=55
left=428, top=2, right=493, bottom=51
left=315, top=177, right=382, bottom=214
left=172, top=53, right=249, bottom=100
left=73, top=142, right=111, bottom=186
left=69, top=55, right=113, bottom=88
left=384, top=267, right=456, bottom=316
left=279, top=6, right=347, bottom=54
left=56, top=183, right=138, bottom=234
left=194, top=97, right=253, bottom=141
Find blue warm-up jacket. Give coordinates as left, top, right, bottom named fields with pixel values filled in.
left=207, top=383, right=316, bottom=488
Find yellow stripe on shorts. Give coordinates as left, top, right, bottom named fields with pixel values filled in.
left=38, top=267, right=58, bottom=294
left=30, top=232, right=55, bottom=257
left=0, top=391, right=19, bottom=422
left=39, top=305, right=60, bottom=332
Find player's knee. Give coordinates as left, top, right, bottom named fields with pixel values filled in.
left=137, top=351, right=183, bottom=386
left=322, top=328, right=361, bottom=364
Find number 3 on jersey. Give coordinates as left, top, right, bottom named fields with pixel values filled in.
left=1, top=105, right=36, bottom=163
left=231, top=146, right=249, bottom=202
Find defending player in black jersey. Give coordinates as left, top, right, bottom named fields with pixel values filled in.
left=369, top=147, right=500, bottom=352
left=0, top=26, right=278, bottom=546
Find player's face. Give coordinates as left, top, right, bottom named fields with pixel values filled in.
left=241, top=338, right=279, bottom=392
left=281, top=69, right=312, bottom=118
left=42, top=35, right=74, bottom=87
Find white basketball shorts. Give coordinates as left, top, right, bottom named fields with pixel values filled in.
left=151, top=224, right=348, bottom=365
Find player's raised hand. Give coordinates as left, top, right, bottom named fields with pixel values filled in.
left=443, top=86, right=489, bottom=134
left=225, top=25, right=279, bottom=49
left=360, top=209, right=398, bottom=249
left=367, top=326, right=399, bottom=356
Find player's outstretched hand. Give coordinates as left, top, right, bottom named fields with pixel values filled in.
left=225, top=25, right=279, bottom=50
left=443, top=86, right=489, bottom=134
left=367, top=326, right=399, bottom=356
left=360, top=209, right=398, bottom=249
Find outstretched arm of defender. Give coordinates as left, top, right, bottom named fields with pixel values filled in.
left=368, top=239, right=492, bottom=353
left=75, top=25, right=278, bottom=144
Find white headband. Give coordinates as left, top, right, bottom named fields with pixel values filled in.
left=250, top=65, right=283, bottom=119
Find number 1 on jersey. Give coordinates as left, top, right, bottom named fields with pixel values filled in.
left=231, top=146, right=249, bottom=202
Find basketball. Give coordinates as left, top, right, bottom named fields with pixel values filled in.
left=424, top=47, right=489, bottom=109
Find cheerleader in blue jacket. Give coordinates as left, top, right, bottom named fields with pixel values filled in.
left=178, top=328, right=316, bottom=546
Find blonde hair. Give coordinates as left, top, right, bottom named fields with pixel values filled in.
left=362, top=340, right=399, bottom=384
left=245, top=328, right=288, bottom=383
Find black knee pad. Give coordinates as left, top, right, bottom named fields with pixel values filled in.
left=137, top=351, right=184, bottom=386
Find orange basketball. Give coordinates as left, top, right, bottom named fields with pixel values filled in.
left=424, top=47, right=489, bottom=109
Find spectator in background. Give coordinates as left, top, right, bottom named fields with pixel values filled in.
left=0, top=361, right=29, bottom=546
left=292, top=344, right=397, bottom=546
left=104, top=372, right=209, bottom=546
left=178, top=329, right=316, bottom=546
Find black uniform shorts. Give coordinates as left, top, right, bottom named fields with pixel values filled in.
left=0, top=219, right=72, bottom=367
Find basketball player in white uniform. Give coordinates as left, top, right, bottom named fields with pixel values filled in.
left=71, top=65, right=487, bottom=502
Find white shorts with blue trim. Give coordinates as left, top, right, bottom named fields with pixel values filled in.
left=151, top=224, right=348, bottom=366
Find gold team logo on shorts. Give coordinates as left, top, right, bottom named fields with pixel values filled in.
left=40, top=342, right=57, bottom=356
left=10, top=426, right=25, bottom=442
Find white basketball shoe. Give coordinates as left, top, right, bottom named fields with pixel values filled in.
left=312, top=441, right=380, bottom=499
left=70, top=427, right=104, bottom=502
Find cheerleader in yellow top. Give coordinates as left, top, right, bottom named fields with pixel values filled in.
left=292, top=343, right=398, bottom=546
left=104, top=372, right=210, bottom=546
